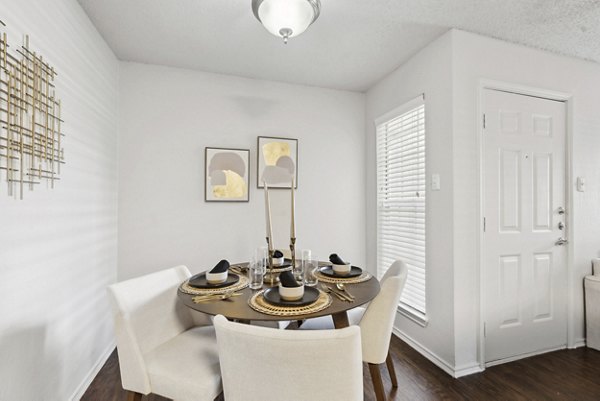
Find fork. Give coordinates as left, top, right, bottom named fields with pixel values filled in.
left=230, top=265, right=247, bottom=274
left=320, top=284, right=351, bottom=302
left=326, top=285, right=354, bottom=302
left=192, top=292, right=242, bottom=303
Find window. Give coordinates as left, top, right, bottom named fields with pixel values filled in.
left=376, top=95, right=426, bottom=323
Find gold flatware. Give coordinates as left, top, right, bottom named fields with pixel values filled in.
left=320, top=284, right=351, bottom=302
left=327, top=285, right=354, bottom=302
left=336, top=283, right=355, bottom=300
left=319, top=284, right=342, bottom=301
left=192, top=292, right=242, bottom=303
left=199, top=291, right=242, bottom=299
left=230, top=265, right=248, bottom=274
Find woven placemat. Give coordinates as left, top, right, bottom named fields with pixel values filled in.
left=314, top=270, right=372, bottom=284
left=248, top=289, right=332, bottom=317
left=178, top=273, right=249, bottom=296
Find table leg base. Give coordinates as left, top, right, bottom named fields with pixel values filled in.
left=332, top=311, right=350, bottom=328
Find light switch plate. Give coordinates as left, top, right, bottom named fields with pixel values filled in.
left=576, top=176, right=585, bottom=192
left=431, top=174, right=441, bottom=191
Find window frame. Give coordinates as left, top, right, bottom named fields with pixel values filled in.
left=375, top=94, right=428, bottom=327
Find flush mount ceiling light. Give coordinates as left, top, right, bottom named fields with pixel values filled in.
left=252, top=0, right=321, bottom=44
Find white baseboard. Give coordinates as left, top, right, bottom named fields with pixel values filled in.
left=454, top=362, right=484, bottom=378
left=392, top=327, right=479, bottom=378
left=392, top=329, right=587, bottom=377
left=485, top=344, right=566, bottom=368
left=69, top=341, right=116, bottom=401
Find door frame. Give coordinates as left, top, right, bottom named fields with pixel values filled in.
left=477, top=79, right=574, bottom=369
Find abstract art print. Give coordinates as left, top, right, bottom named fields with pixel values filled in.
left=257, top=136, right=298, bottom=188
left=205, top=147, right=250, bottom=202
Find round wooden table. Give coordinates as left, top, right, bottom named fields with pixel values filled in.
left=178, top=268, right=380, bottom=329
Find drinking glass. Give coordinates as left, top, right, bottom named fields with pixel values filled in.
left=298, top=249, right=312, bottom=282
left=256, top=247, right=268, bottom=268
left=249, top=257, right=265, bottom=290
left=303, top=259, right=319, bottom=287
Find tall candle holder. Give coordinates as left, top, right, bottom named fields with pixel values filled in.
left=289, top=237, right=296, bottom=278
left=262, top=176, right=297, bottom=286
left=265, top=236, right=276, bottom=286
left=290, top=177, right=296, bottom=275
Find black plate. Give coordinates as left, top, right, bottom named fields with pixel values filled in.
left=263, top=286, right=320, bottom=307
left=319, top=265, right=363, bottom=278
left=188, top=272, right=240, bottom=289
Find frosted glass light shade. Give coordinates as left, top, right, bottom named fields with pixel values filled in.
left=252, top=0, right=320, bottom=40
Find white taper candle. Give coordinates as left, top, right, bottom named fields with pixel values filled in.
left=264, top=181, right=273, bottom=251
left=291, top=177, right=296, bottom=238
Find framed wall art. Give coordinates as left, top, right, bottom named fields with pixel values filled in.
left=205, top=147, right=250, bottom=202
left=257, top=136, right=298, bottom=189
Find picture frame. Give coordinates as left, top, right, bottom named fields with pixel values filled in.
left=257, top=136, right=298, bottom=189
left=205, top=147, right=250, bottom=202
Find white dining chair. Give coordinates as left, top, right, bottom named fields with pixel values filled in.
left=108, top=265, right=222, bottom=401
left=299, top=260, right=408, bottom=401
left=213, top=314, right=363, bottom=401
left=585, top=274, right=600, bottom=350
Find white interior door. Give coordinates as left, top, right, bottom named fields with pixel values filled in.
left=483, top=88, right=567, bottom=364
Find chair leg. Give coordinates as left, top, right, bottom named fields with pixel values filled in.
left=368, top=363, right=386, bottom=401
left=385, top=351, right=398, bottom=388
left=126, top=391, right=142, bottom=401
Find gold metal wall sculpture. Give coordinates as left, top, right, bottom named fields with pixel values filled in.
left=0, top=19, right=64, bottom=199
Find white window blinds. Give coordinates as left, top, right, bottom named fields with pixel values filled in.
left=376, top=96, right=426, bottom=316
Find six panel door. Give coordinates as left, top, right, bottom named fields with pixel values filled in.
left=483, top=89, right=568, bottom=364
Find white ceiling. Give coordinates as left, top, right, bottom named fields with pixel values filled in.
left=78, top=0, right=600, bottom=92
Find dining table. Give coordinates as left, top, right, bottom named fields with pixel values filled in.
left=178, top=262, right=380, bottom=329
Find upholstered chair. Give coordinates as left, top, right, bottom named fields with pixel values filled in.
left=108, top=265, right=222, bottom=401
left=585, top=274, right=600, bottom=351
left=213, top=315, right=363, bottom=401
left=299, top=260, right=408, bottom=401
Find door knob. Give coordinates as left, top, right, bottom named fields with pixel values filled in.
left=555, top=237, right=568, bottom=246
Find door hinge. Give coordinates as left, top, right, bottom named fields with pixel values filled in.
left=484, top=322, right=487, bottom=337
left=483, top=217, right=486, bottom=232
left=483, top=113, right=487, bottom=129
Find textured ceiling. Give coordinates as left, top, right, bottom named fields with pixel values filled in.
left=78, top=0, right=600, bottom=92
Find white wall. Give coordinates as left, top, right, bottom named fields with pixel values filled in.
left=118, top=63, right=366, bottom=281
left=365, top=31, right=456, bottom=370
left=366, top=29, right=600, bottom=377
left=0, top=1, right=119, bottom=400
left=452, top=29, right=600, bottom=370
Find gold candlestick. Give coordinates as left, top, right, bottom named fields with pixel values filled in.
left=290, top=237, right=296, bottom=279
left=266, top=237, right=275, bottom=286
left=290, top=177, right=296, bottom=274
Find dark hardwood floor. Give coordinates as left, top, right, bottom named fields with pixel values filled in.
left=82, top=335, right=600, bottom=401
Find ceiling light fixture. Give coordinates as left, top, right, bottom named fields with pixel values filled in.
left=252, top=0, right=321, bottom=44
